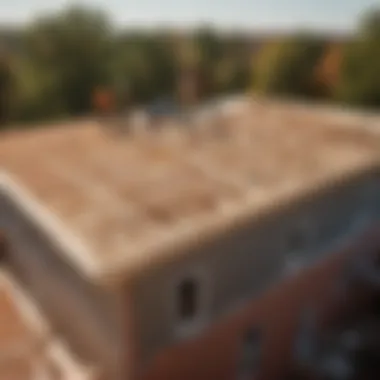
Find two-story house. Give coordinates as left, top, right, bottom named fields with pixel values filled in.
left=0, top=98, right=379, bottom=380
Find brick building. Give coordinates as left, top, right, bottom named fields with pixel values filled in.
left=0, top=98, right=379, bottom=379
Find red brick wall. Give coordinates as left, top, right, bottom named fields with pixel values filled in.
left=137, top=227, right=380, bottom=380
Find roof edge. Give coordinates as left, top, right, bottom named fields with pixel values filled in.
left=99, top=157, right=380, bottom=286
left=0, top=171, right=103, bottom=283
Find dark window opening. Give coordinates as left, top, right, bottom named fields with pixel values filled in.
left=178, top=278, right=198, bottom=321
left=0, top=231, right=7, bottom=262
left=293, top=306, right=321, bottom=371
left=238, top=327, right=262, bottom=379
left=374, top=251, right=380, bottom=268
left=289, top=230, right=306, bottom=253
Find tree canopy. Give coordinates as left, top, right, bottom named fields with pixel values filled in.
left=23, top=6, right=115, bottom=115
left=336, top=9, right=380, bottom=107
left=0, top=5, right=378, bottom=128
left=252, top=34, right=325, bottom=98
left=0, top=52, right=14, bottom=126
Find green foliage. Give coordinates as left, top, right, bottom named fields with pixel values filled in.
left=12, top=56, right=66, bottom=122
left=253, top=35, right=325, bottom=97
left=0, top=53, right=16, bottom=127
left=215, top=58, right=250, bottom=94
left=1, top=5, right=379, bottom=127
left=23, top=6, right=115, bottom=115
left=193, top=28, right=225, bottom=97
left=336, top=8, right=380, bottom=107
left=112, top=34, right=177, bottom=103
left=360, top=8, right=380, bottom=39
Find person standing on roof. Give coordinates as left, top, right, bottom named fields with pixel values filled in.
left=92, top=86, right=115, bottom=119
left=93, top=85, right=126, bottom=136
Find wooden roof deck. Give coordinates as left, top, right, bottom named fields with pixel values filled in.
left=0, top=271, right=46, bottom=380
left=0, top=98, right=379, bottom=283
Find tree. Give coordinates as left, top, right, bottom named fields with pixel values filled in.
left=113, top=32, right=177, bottom=104
left=176, top=35, right=202, bottom=108
left=0, top=51, right=15, bottom=127
left=12, top=55, right=65, bottom=122
left=336, top=8, right=380, bottom=107
left=215, top=58, right=248, bottom=94
left=193, top=27, right=224, bottom=98
left=313, top=42, right=344, bottom=98
left=361, top=9, right=380, bottom=39
left=252, top=34, right=325, bottom=98
left=23, top=6, right=115, bottom=116
left=226, top=35, right=251, bottom=92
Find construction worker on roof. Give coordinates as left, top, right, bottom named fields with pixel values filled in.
left=92, top=86, right=115, bottom=118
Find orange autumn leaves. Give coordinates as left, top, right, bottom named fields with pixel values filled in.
left=252, top=39, right=344, bottom=99
left=92, top=87, right=116, bottom=114
left=314, top=43, right=344, bottom=97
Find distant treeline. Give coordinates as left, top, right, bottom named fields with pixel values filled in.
left=0, top=5, right=379, bottom=128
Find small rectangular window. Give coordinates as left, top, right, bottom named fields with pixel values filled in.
left=294, top=306, right=318, bottom=367
left=288, top=230, right=306, bottom=253
left=0, top=231, right=7, bottom=261
left=178, top=278, right=198, bottom=321
left=172, top=268, right=209, bottom=340
left=238, top=327, right=262, bottom=380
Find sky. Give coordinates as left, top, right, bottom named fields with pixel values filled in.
left=0, top=0, right=378, bottom=32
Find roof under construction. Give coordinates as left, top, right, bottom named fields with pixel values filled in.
left=0, top=269, right=100, bottom=379
left=0, top=98, right=380, bottom=285
left=0, top=270, right=48, bottom=380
